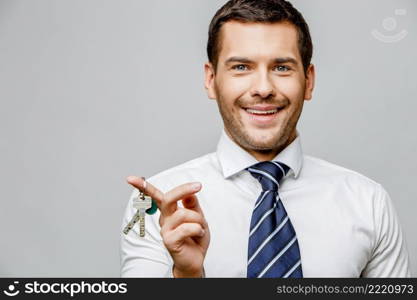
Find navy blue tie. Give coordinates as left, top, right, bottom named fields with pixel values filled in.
left=246, top=161, right=303, bottom=278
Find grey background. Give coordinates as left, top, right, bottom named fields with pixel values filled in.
left=0, top=0, right=415, bottom=276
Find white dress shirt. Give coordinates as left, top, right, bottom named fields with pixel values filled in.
left=120, top=129, right=411, bottom=277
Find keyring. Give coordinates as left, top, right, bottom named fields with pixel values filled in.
left=141, top=176, right=158, bottom=215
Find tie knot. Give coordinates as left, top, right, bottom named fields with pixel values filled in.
left=246, top=161, right=290, bottom=191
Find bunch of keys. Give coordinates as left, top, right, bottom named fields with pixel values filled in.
left=123, top=177, right=158, bottom=237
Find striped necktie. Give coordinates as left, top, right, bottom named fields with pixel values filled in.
left=246, top=161, right=303, bottom=278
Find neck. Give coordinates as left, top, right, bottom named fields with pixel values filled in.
left=228, top=129, right=297, bottom=162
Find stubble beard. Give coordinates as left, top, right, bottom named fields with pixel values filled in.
left=216, top=94, right=301, bottom=155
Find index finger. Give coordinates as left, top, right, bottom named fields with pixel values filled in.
left=126, top=176, right=164, bottom=207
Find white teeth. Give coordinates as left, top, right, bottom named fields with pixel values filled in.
left=246, top=108, right=278, bottom=114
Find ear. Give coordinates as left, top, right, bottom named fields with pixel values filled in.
left=304, top=64, right=315, bottom=101
left=204, top=62, right=217, bottom=100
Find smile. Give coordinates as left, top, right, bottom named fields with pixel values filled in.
left=242, top=106, right=283, bottom=126
left=245, top=108, right=278, bottom=114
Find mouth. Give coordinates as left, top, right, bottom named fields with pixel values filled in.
left=241, top=105, right=284, bottom=126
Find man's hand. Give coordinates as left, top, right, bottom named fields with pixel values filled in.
left=126, top=176, right=210, bottom=278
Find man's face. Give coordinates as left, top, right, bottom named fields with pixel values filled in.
left=205, top=21, right=315, bottom=159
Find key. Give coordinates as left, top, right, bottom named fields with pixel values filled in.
left=123, top=209, right=141, bottom=235
left=123, top=191, right=152, bottom=236
left=123, top=177, right=155, bottom=237
left=133, top=192, right=152, bottom=237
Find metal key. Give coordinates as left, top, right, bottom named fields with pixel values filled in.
left=123, top=192, right=152, bottom=236
left=123, top=209, right=141, bottom=235
left=123, top=190, right=152, bottom=236
left=133, top=192, right=152, bottom=237
left=123, top=177, right=154, bottom=237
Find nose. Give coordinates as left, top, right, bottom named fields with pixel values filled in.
left=250, top=70, right=276, bottom=99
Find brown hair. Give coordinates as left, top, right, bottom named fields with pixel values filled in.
left=207, top=0, right=313, bottom=74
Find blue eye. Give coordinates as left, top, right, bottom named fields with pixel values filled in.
left=275, top=65, right=290, bottom=72
left=233, top=64, right=248, bottom=71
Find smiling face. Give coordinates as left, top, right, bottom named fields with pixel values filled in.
left=205, top=21, right=315, bottom=161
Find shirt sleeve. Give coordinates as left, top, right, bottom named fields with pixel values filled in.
left=120, top=188, right=174, bottom=278
left=361, top=184, right=411, bottom=277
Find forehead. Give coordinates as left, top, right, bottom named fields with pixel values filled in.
left=218, top=21, right=300, bottom=62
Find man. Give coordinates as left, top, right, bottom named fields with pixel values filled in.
left=120, top=0, right=411, bottom=277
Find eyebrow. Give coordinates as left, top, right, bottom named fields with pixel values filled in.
left=224, top=56, right=298, bottom=65
left=273, top=57, right=298, bottom=65
left=225, top=56, right=253, bottom=65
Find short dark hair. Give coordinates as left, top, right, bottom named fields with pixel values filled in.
left=207, top=0, right=313, bottom=74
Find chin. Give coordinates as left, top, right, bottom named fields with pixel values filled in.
left=243, top=132, right=280, bottom=150
left=245, top=125, right=292, bottom=149
left=249, top=140, right=278, bottom=151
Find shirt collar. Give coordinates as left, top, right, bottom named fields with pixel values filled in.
left=216, top=128, right=303, bottom=179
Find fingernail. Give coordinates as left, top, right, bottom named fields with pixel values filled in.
left=199, top=229, right=205, bottom=236
left=126, top=176, right=136, bottom=182
left=191, top=182, right=201, bottom=190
